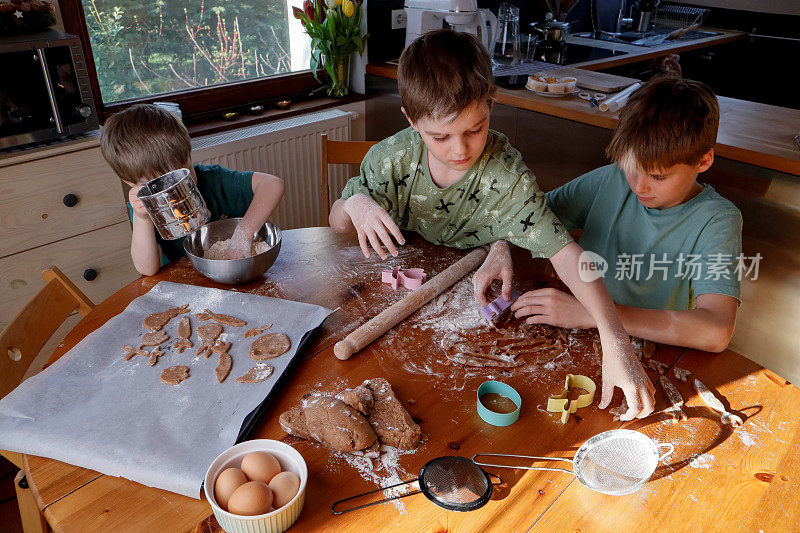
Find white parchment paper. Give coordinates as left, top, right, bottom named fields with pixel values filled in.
left=0, top=282, right=331, bottom=498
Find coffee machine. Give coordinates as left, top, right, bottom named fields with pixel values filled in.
left=404, top=0, right=497, bottom=52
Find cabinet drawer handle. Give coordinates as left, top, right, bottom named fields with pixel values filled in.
left=83, top=268, right=98, bottom=281
left=63, top=194, right=79, bottom=207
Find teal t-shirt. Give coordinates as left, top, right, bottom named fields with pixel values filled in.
left=545, top=164, right=742, bottom=310
left=154, top=164, right=254, bottom=262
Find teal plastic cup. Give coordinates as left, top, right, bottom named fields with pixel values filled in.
left=477, top=381, right=522, bottom=426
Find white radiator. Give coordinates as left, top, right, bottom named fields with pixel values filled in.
left=191, top=109, right=356, bottom=229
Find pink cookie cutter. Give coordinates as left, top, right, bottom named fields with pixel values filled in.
left=381, top=267, right=427, bottom=290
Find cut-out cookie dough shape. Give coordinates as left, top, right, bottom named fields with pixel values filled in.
left=196, top=323, right=223, bottom=358
left=212, top=341, right=231, bottom=355
left=215, top=353, right=232, bottom=383
left=244, top=323, right=272, bottom=338
left=196, top=309, right=246, bottom=327
left=673, top=367, right=691, bottom=383
left=148, top=348, right=165, bottom=367
left=123, top=345, right=148, bottom=361
left=694, top=379, right=743, bottom=427
left=546, top=374, right=596, bottom=424
left=161, top=365, right=190, bottom=385
left=140, top=330, right=169, bottom=348
left=173, top=316, right=193, bottom=353
left=249, top=333, right=291, bottom=361
left=143, top=304, right=189, bottom=331
left=647, top=359, right=668, bottom=375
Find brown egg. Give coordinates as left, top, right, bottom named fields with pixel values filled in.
left=214, top=467, right=248, bottom=510
left=227, top=481, right=273, bottom=516
left=240, top=452, right=281, bottom=483
left=268, top=471, right=301, bottom=509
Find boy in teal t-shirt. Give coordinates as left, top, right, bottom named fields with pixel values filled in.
left=330, top=29, right=655, bottom=421
left=511, top=76, right=741, bottom=353
left=101, top=104, right=285, bottom=276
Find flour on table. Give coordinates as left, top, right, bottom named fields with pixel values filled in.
left=689, top=453, right=715, bottom=469
left=371, top=277, right=597, bottom=394
left=335, top=445, right=417, bottom=514
left=737, top=429, right=758, bottom=447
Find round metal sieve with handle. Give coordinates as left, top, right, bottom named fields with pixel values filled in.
left=472, top=429, right=674, bottom=496
left=331, top=456, right=502, bottom=514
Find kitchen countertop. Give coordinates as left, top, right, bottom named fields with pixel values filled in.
left=366, top=29, right=800, bottom=176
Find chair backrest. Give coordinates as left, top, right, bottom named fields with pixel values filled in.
left=321, top=133, right=377, bottom=223
left=0, top=266, right=95, bottom=399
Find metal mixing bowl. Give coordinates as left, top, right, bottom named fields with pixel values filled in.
left=183, top=218, right=281, bottom=284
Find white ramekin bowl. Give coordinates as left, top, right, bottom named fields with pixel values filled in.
left=205, top=439, right=307, bottom=533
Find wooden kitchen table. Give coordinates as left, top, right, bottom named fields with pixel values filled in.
left=21, top=228, right=800, bottom=532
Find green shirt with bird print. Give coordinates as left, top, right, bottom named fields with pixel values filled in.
left=341, top=127, right=572, bottom=257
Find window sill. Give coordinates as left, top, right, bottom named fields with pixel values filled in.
left=184, top=93, right=365, bottom=138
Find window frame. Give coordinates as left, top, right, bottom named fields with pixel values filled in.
left=60, top=0, right=319, bottom=124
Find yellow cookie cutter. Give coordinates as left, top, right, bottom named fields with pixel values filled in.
left=546, top=374, right=596, bottom=423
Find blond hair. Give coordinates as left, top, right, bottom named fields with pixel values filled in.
left=101, top=104, right=191, bottom=183
left=398, top=29, right=496, bottom=124
left=606, top=75, right=719, bottom=173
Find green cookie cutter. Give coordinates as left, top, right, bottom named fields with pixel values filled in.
left=477, top=381, right=522, bottom=427
left=547, top=374, right=596, bottom=423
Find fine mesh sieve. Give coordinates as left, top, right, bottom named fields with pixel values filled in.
left=472, top=429, right=673, bottom=496
left=331, top=456, right=502, bottom=514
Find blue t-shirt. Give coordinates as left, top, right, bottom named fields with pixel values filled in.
left=545, top=164, right=742, bottom=310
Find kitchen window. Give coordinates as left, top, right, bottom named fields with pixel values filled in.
left=60, top=0, right=317, bottom=122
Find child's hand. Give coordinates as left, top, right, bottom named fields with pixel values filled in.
left=473, top=240, right=513, bottom=306
left=344, top=194, right=405, bottom=259
left=224, top=226, right=253, bottom=260
left=511, top=288, right=595, bottom=329
left=598, top=345, right=655, bottom=421
left=127, top=184, right=149, bottom=220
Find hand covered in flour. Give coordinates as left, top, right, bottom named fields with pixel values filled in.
left=473, top=240, right=513, bottom=306
left=344, top=194, right=405, bottom=260
left=224, top=225, right=253, bottom=260
left=599, top=343, right=655, bottom=421
left=511, top=288, right=595, bottom=329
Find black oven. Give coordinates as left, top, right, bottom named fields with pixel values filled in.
left=0, top=30, right=99, bottom=150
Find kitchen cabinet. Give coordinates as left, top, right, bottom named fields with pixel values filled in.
left=0, top=138, right=139, bottom=366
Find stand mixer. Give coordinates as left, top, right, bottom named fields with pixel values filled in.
left=404, top=0, right=497, bottom=52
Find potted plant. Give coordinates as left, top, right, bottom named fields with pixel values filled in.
left=293, top=0, right=368, bottom=97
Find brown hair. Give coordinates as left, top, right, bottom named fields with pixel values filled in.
left=101, top=104, right=191, bottom=183
left=398, top=29, right=496, bottom=123
left=606, top=74, right=719, bottom=172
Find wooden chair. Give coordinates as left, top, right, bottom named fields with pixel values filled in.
left=0, top=266, right=95, bottom=533
left=320, top=133, right=377, bottom=222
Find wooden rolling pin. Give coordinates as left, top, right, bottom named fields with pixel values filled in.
left=334, top=247, right=489, bottom=360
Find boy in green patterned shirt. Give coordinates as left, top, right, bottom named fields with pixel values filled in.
left=329, top=29, right=654, bottom=420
